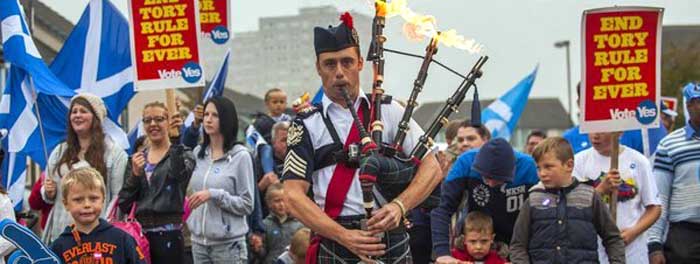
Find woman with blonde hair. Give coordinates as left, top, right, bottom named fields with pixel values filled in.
left=119, top=101, right=194, bottom=264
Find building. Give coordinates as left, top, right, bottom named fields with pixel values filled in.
left=228, top=6, right=372, bottom=99
left=412, top=98, right=572, bottom=149
left=660, top=25, right=700, bottom=124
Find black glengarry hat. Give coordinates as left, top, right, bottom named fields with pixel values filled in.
left=314, top=12, right=360, bottom=56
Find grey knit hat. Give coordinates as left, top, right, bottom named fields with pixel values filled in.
left=71, top=93, right=107, bottom=122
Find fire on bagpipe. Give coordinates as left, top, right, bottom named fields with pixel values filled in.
left=343, top=0, right=489, bottom=225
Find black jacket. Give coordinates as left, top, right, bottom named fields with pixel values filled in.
left=50, top=219, right=146, bottom=264
left=118, top=144, right=195, bottom=227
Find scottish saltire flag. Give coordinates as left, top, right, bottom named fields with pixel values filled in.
left=0, top=0, right=76, bottom=210
left=127, top=121, right=145, bottom=154
left=311, top=86, right=324, bottom=105
left=482, top=66, right=538, bottom=141
left=202, top=50, right=230, bottom=102
left=184, top=49, right=231, bottom=127
left=47, top=0, right=133, bottom=149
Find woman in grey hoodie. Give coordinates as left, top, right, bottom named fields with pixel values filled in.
left=187, top=96, right=255, bottom=264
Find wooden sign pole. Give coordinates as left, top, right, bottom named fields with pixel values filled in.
left=165, top=89, right=180, bottom=138
left=609, top=132, right=620, bottom=223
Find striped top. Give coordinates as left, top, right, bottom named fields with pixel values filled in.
left=648, top=124, right=700, bottom=247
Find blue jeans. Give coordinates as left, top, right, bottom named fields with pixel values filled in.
left=192, top=240, right=248, bottom=264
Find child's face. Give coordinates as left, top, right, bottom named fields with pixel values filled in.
left=266, top=91, right=287, bottom=117
left=63, top=184, right=105, bottom=227
left=590, top=132, right=616, bottom=154
left=268, top=191, right=287, bottom=217
left=536, top=151, right=574, bottom=188
left=464, top=230, right=494, bottom=260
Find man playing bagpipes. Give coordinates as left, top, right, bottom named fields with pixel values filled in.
left=281, top=12, right=442, bottom=263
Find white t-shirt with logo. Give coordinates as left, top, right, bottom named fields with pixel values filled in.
left=573, top=147, right=661, bottom=264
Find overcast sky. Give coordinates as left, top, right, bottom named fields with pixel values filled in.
left=38, top=0, right=700, bottom=113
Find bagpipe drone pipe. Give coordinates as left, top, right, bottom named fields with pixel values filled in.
left=347, top=1, right=489, bottom=221
left=358, top=55, right=488, bottom=211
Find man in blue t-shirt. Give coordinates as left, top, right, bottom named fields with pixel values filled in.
left=431, top=138, right=539, bottom=264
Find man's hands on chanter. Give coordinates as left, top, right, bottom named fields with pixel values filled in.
left=366, top=202, right=403, bottom=234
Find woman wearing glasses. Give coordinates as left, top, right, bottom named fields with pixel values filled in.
left=119, top=101, right=195, bottom=264
left=41, top=93, right=128, bottom=244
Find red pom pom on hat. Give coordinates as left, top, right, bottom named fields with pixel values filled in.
left=340, top=12, right=354, bottom=30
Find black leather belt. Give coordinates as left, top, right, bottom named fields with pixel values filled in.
left=137, top=214, right=182, bottom=228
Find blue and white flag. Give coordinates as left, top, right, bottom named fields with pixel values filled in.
left=47, top=0, right=134, bottom=149
left=482, top=66, right=538, bottom=141
left=184, top=49, right=230, bottom=127
left=126, top=121, right=145, bottom=154
left=0, top=0, right=76, bottom=210
left=311, top=86, right=324, bottom=105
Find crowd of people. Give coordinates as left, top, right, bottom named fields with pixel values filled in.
left=0, top=11, right=697, bottom=264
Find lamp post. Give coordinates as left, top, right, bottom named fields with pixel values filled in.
left=554, top=40, right=573, bottom=123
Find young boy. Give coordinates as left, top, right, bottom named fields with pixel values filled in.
left=451, top=211, right=506, bottom=263
left=247, top=88, right=291, bottom=147
left=510, top=137, right=625, bottom=264
left=50, top=167, right=146, bottom=264
left=258, top=183, right=303, bottom=263
left=276, top=228, right=311, bottom=264
left=573, top=132, right=661, bottom=263
left=247, top=88, right=292, bottom=210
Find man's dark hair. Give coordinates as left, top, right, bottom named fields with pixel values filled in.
left=526, top=130, right=547, bottom=142
left=444, top=119, right=464, bottom=142
left=459, top=120, right=491, bottom=140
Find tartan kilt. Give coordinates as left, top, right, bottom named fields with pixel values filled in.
left=316, top=215, right=412, bottom=264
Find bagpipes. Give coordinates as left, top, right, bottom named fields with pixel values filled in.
left=342, top=0, right=489, bottom=225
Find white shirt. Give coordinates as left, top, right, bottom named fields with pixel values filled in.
left=573, top=147, right=661, bottom=264
left=300, top=93, right=424, bottom=216
left=0, top=194, right=16, bottom=264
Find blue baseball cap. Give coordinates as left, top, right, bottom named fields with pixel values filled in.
left=683, top=83, right=700, bottom=101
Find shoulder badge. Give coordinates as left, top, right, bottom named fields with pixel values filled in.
left=287, top=122, right=304, bottom=147
left=296, top=105, right=319, bottom=119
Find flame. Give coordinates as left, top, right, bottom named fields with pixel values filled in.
left=374, top=0, right=485, bottom=54
left=376, top=0, right=387, bottom=17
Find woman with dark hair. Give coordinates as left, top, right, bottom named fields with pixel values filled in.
left=187, top=96, right=255, bottom=264
left=119, top=101, right=195, bottom=264
left=41, top=93, right=127, bottom=243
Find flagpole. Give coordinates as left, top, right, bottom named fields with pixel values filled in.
left=28, top=77, right=50, bottom=165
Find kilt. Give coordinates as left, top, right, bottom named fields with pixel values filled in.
left=316, top=215, right=412, bottom=264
